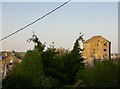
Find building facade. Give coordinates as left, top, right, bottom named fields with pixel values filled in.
left=111, top=53, right=120, bottom=60
left=83, top=36, right=111, bottom=60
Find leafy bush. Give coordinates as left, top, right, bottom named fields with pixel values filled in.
left=2, top=50, right=43, bottom=88
left=16, top=50, right=44, bottom=87
left=41, top=33, right=85, bottom=87
left=2, top=33, right=85, bottom=88
left=76, top=60, right=120, bottom=87
left=2, top=73, right=33, bottom=88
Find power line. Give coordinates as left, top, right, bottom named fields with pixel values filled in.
left=0, top=0, right=71, bottom=41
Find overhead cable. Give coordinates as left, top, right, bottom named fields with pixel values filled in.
left=0, top=0, right=71, bottom=41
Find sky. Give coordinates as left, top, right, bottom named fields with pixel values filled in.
left=0, top=1, right=118, bottom=53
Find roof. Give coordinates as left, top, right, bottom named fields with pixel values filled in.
left=84, top=35, right=111, bottom=43
left=2, top=52, right=22, bottom=64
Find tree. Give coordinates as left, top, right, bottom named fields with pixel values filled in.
left=2, top=50, right=44, bottom=88
left=76, top=60, right=119, bottom=87
left=71, top=32, right=84, bottom=63
left=27, top=32, right=45, bottom=52
left=63, top=33, right=85, bottom=85
left=2, top=33, right=85, bottom=88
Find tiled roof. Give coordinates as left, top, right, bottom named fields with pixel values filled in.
left=84, top=35, right=110, bottom=43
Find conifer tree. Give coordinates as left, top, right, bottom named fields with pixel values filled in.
left=27, top=32, right=45, bottom=53
left=71, top=32, right=84, bottom=66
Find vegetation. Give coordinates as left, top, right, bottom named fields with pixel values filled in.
left=76, top=60, right=120, bottom=87
left=2, top=33, right=84, bottom=88
left=2, top=33, right=120, bottom=88
left=14, top=53, right=22, bottom=59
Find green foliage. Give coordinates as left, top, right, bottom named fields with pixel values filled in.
left=41, top=46, right=63, bottom=87
left=117, top=60, right=120, bottom=86
left=76, top=60, right=120, bottom=87
left=41, top=33, right=85, bottom=87
left=41, top=76, right=59, bottom=89
left=71, top=33, right=84, bottom=65
left=27, top=34, right=45, bottom=52
left=16, top=50, right=44, bottom=87
left=2, top=73, right=33, bottom=88
left=14, top=53, right=22, bottom=59
left=3, top=50, right=58, bottom=88
left=2, top=50, right=44, bottom=88
left=2, top=33, right=85, bottom=88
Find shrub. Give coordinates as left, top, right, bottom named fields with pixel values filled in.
left=76, top=60, right=119, bottom=87
left=2, top=50, right=44, bottom=88
left=2, top=73, right=33, bottom=88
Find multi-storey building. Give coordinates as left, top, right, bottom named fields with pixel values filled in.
left=83, top=35, right=111, bottom=60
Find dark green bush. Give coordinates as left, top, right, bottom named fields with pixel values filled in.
left=2, top=73, right=33, bottom=88
left=2, top=33, right=85, bottom=88
left=2, top=50, right=43, bottom=88
left=76, top=60, right=119, bottom=87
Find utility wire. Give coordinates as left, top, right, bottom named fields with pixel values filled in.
left=0, top=0, right=71, bottom=41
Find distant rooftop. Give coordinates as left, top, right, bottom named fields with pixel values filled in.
left=84, top=35, right=111, bottom=43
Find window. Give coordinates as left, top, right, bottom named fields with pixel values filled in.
left=96, top=43, right=99, bottom=46
left=92, top=49, right=95, bottom=53
left=104, top=43, right=107, bottom=46
left=105, top=54, right=107, bottom=56
left=104, top=49, right=107, bottom=51
left=92, top=49, right=95, bottom=51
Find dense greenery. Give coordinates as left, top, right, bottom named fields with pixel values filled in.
left=2, top=33, right=84, bottom=88
left=2, top=33, right=120, bottom=88
left=76, top=60, right=120, bottom=87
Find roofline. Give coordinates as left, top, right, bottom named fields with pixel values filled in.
left=84, top=35, right=111, bottom=43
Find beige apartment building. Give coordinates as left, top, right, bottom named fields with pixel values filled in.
left=83, top=35, right=111, bottom=60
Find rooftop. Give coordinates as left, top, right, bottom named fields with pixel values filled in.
left=84, top=35, right=110, bottom=43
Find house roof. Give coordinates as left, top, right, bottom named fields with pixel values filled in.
left=84, top=35, right=111, bottom=43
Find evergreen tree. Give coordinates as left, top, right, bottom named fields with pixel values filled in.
left=63, top=33, right=85, bottom=84
left=71, top=32, right=84, bottom=63
left=27, top=32, right=45, bottom=53
left=2, top=33, right=85, bottom=88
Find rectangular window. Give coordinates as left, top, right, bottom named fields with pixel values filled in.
left=104, top=43, right=107, bottom=46
left=105, top=54, right=107, bottom=56
left=96, top=43, right=99, bottom=46
left=104, top=49, right=107, bottom=51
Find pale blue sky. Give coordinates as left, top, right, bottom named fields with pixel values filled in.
left=1, top=2, right=118, bottom=53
